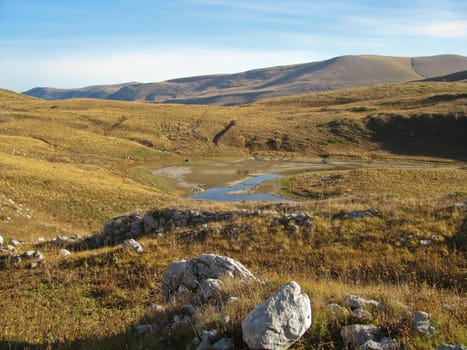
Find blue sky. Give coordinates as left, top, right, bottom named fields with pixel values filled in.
left=1, top=0, right=466, bottom=92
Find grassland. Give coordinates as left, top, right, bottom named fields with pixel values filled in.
left=0, top=82, right=466, bottom=349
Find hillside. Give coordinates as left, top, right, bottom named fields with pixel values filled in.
left=23, top=54, right=467, bottom=105
left=1, top=83, right=466, bottom=349
left=422, top=70, right=467, bottom=82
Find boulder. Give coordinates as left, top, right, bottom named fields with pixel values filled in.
left=413, top=310, right=435, bottom=334
left=341, top=324, right=380, bottom=349
left=162, top=254, right=257, bottom=303
left=345, top=294, right=367, bottom=310
left=344, top=294, right=383, bottom=311
left=162, top=260, right=187, bottom=302
left=195, top=278, right=226, bottom=305
left=0, top=235, right=3, bottom=245
left=22, top=250, right=43, bottom=261
left=10, top=239, right=20, bottom=247
left=122, top=238, right=143, bottom=253
left=242, top=281, right=312, bottom=350
left=59, top=249, right=71, bottom=257
left=352, top=308, right=373, bottom=323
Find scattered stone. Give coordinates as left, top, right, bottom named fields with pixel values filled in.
left=36, top=237, right=46, bottom=243
left=51, top=236, right=73, bottom=246
left=413, top=310, right=435, bottom=335
left=26, top=262, right=38, bottom=269
left=5, top=245, right=17, bottom=252
left=341, top=324, right=380, bottom=349
left=352, top=308, right=373, bottom=323
left=436, top=344, right=467, bottom=350
left=22, top=250, right=44, bottom=261
left=344, top=294, right=382, bottom=310
left=9, top=239, right=20, bottom=247
left=162, top=254, right=257, bottom=304
left=0, top=235, right=3, bottom=246
left=59, top=248, right=71, bottom=257
left=360, top=337, right=400, bottom=350
left=122, top=238, right=143, bottom=253
left=242, top=281, right=312, bottom=350
left=345, top=294, right=367, bottom=310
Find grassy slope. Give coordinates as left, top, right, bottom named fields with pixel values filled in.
left=0, top=83, right=466, bottom=349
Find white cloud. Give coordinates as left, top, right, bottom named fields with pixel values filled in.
left=0, top=50, right=317, bottom=92
left=404, top=20, right=467, bottom=38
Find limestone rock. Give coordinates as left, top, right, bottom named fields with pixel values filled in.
left=352, top=308, right=373, bottom=323
left=59, top=249, right=71, bottom=257
left=242, top=281, right=312, bottom=350
left=0, top=235, right=3, bottom=246
left=345, top=294, right=367, bottom=310
left=122, top=238, right=143, bottom=253
left=341, top=324, right=380, bottom=349
left=413, top=310, right=435, bottom=334
left=195, top=278, right=226, bottom=305
left=162, top=260, right=187, bottom=302
left=162, top=254, right=256, bottom=303
left=22, top=250, right=43, bottom=261
left=360, top=337, right=400, bottom=350
left=10, top=239, right=20, bottom=247
left=344, top=294, right=382, bottom=311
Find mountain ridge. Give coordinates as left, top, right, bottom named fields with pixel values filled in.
left=23, top=54, right=467, bottom=105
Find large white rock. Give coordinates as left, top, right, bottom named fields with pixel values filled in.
left=182, top=253, right=257, bottom=290
left=162, top=254, right=257, bottom=303
left=241, top=281, right=312, bottom=350
left=0, top=235, right=3, bottom=246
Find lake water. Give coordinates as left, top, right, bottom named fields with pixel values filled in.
left=189, top=174, right=287, bottom=202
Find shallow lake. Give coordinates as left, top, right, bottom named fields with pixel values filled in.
left=189, top=174, right=286, bottom=202
left=151, top=157, right=448, bottom=202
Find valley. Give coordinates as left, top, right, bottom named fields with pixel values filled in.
left=0, top=80, right=466, bottom=349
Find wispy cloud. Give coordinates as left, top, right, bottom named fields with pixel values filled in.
left=403, top=20, right=467, bottom=38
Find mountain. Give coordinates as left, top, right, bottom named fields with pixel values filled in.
left=23, top=54, right=467, bottom=105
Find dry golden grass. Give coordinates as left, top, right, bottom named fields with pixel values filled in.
left=0, top=84, right=466, bottom=349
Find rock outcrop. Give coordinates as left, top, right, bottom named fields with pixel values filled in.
left=242, top=281, right=312, bottom=350
left=162, top=254, right=257, bottom=304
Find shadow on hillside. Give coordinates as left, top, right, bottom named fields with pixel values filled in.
left=366, top=113, right=467, bottom=161
left=0, top=325, right=190, bottom=350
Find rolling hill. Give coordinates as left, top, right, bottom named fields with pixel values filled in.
left=23, top=54, right=467, bottom=105
left=1, top=82, right=467, bottom=349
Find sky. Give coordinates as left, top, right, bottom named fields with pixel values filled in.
left=1, top=0, right=466, bottom=92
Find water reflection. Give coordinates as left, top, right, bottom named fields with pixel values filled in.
left=189, top=174, right=287, bottom=202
